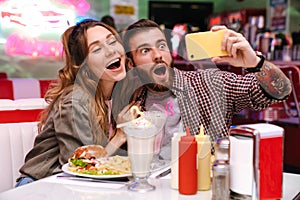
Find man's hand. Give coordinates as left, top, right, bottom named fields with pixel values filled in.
left=210, top=26, right=291, bottom=100
left=210, top=25, right=260, bottom=69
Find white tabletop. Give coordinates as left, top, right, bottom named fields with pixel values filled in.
left=0, top=172, right=299, bottom=200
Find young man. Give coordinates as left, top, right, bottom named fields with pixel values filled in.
left=112, top=19, right=291, bottom=160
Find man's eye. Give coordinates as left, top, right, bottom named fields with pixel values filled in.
left=141, top=48, right=149, bottom=54
left=159, top=43, right=166, bottom=49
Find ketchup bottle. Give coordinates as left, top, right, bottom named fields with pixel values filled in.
left=179, top=126, right=198, bottom=195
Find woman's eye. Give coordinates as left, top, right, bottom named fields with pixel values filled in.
left=92, top=47, right=101, bottom=53
left=109, top=38, right=117, bottom=45
left=107, top=36, right=118, bottom=45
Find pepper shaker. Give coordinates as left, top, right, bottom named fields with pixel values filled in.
left=212, top=138, right=230, bottom=200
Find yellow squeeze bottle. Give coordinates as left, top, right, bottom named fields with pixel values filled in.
left=195, top=124, right=211, bottom=190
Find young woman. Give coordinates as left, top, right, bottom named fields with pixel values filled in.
left=16, top=19, right=127, bottom=186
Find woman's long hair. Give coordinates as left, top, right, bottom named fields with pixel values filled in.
left=38, top=20, right=122, bottom=141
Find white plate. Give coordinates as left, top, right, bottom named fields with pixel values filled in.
left=62, top=163, right=132, bottom=179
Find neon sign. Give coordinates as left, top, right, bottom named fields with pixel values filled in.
left=0, top=0, right=90, bottom=57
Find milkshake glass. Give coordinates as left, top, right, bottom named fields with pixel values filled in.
left=122, top=110, right=167, bottom=192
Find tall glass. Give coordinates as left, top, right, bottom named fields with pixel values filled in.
left=151, top=128, right=167, bottom=171
left=122, top=111, right=167, bottom=192
left=148, top=103, right=170, bottom=171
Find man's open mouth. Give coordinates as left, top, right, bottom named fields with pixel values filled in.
left=106, top=59, right=121, bottom=70
left=154, top=65, right=166, bottom=75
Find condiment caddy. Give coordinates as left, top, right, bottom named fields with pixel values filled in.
left=171, top=123, right=284, bottom=200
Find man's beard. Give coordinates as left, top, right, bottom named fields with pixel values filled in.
left=134, top=59, right=174, bottom=93
left=145, top=83, right=169, bottom=92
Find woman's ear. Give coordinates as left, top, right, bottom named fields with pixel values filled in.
left=126, top=58, right=134, bottom=70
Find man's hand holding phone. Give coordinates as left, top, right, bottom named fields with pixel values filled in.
left=185, top=26, right=259, bottom=69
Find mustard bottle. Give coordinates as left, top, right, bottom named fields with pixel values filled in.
left=195, top=124, right=211, bottom=190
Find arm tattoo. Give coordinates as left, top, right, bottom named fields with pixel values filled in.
left=255, top=61, right=292, bottom=99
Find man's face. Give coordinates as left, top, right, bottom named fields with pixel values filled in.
left=128, top=28, right=173, bottom=91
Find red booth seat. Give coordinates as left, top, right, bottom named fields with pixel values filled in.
left=39, top=79, right=55, bottom=98
left=11, top=78, right=41, bottom=99
left=0, top=79, right=14, bottom=99
left=0, top=78, right=55, bottom=100
left=0, top=72, right=8, bottom=78
left=0, top=122, right=38, bottom=192
left=0, top=110, right=42, bottom=123
left=0, top=98, right=48, bottom=192
left=0, top=98, right=48, bottom=123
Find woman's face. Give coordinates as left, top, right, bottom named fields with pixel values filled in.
left=86, top=25, right=126, bottom=83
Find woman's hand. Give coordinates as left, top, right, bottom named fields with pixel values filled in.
left=116, top=101, right=142, bottom=125
left=210, top=25, right=260, bottom=69
left=105, top=128, right=127, bottom=156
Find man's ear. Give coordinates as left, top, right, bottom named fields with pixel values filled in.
left=126, top=58, right=134, bottom=69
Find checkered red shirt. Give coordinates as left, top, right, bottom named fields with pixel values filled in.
left=112, top=67, right=281, bottom=143
left=171, top=68, right=278, bottom=142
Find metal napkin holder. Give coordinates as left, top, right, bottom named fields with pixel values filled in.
left=229, top=124, right=283, bottom=200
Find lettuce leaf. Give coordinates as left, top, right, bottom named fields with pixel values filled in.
left=70, top=159, right=88, bottom=167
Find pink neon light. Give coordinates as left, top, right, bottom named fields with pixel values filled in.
left=56, top=0, right=90, bottom=15
left=6, top=33, right=63, bottom=57
left=1, top=0, right=91, bottom=57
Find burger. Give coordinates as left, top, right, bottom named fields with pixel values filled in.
left=68, top=145, right=131, bottom=175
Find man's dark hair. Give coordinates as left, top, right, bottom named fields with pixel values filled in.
left=122, top=19, right=171, bottom=59
left=101, top=15, right=116, bottom=30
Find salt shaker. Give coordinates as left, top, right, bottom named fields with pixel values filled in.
left=212, top=138, right=230, bottom=200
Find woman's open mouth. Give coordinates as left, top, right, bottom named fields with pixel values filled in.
left=106, top=58, right=121, bottom=70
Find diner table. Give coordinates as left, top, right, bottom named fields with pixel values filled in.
left=0, top=170, right=299, bottom=200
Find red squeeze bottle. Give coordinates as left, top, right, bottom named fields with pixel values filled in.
left=179, top=126, right=198, bottom=195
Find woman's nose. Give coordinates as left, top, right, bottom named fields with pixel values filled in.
left=104, top=45, right=115, bottom=57
left=102, top=44, right=116, bottom=56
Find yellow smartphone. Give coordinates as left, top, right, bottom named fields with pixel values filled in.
left=185, top=29, right=228, bottom=61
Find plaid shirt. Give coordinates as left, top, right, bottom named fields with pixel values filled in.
left=171, top=67, right=278, bottom=142
left=112, top=66, right=280, bottom=143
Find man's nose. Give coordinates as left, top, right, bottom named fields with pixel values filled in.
left=152, top=48, right=162, bottom=61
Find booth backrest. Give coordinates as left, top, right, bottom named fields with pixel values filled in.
left=0, top=98, right=47, bottom=192
left=0, top=78, right=55, bottom=99
left=0, top=98, right=47, bottom=123
left=0, top=122, right=38, bottom=192
left=0, top=72, right=8, bottom=78
left=0, top=79, right=14, bottom=99
left=11, top=78, right=41, bottom=99
left=39, top=79, right=55, bottom=98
